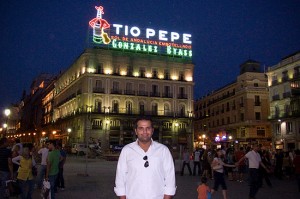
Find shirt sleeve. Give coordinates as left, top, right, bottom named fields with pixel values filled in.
left=12, top=155, right=21, bottom=165
left=163, top=148, right=177, bottom=195
left=114, top=148, right=127, bottom=196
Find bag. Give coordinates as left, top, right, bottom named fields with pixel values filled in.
left=5, top=180, right=21, bottom=197
left=207, top=191, right=212, bottom=199
left=32, top=166, right=38, bottom=176
left=41, top=179, right=51, bottom=199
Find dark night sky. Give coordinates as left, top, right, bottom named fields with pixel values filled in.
left=1, top=0, right=300, bottom=110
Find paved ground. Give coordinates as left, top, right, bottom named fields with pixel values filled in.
left=30, top=156, right=299, bottom=199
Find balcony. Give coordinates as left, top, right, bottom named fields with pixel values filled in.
left=291, top=88, right=300, bottom=96
left=177, top=93, right=188, bottom=99
left=162, top=93, right=173, bottom=98
left=271, top=80, right=278, bottom=86
left=93, top=87, right=105, bottom=93
left=254, top=101, right=261, bottom=106
left=137, top=91, right=148, bottom=96
left=124, top=90, right=135, bottom=95
left=111, top=89, right=123, bottom=94
left=272, top=95, right=280, bottom=101
left=282, top=76, right=289, bottom=82
left=150, top=92, right=160, bottom=97
left=293, top=72, right=300, bottom=80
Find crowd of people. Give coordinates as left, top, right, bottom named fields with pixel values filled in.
left=188, top=144, right=300, bottom=199
left=0, top=137, right=67, bottom=199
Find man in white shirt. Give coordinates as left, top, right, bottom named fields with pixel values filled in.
left=114, top=116, right=176, bottom=199
left=36, top=141, right=49, bottom=189
left=236, top=143, right=269, bottom=199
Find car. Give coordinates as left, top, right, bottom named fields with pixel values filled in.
left=71, top=143, right=88, bottom=155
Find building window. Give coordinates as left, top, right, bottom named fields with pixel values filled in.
left=94, top=99, right=102, bottom=113
left=112, top=100, right=119, bottom=113
left=126, top=101, right=133, bottom=114
left=164, top=69, right=170, bottom=80
left=241, top=127, right=245, bottom=137
left=152, top=68, right=158, bottom=78
left=179, top=71, right=184, bottom=81
left=275, top=105, right=280, bottom=118
left=257, top=127, right=265, bottom=137
left=240, top=113, right=244, bottom=122
left=286, top=122, right=293, bottom=134
left=276, top=123, right=281, bottom=135
left=164, top=104, right=170, bottom=116
left=139, top=102, right=145, bottom=115
left=139, top=67, right=146, bottom=77
left=152, top=103, right=158, bottom=115
left=255, top=95, right=260, bottom=106
left=254, top=83, right=258, bottom=87
left=179, top=105, right=185, bottom=117
left=227, top=117, right=230, bottom=124
left=255, top=112, right=261, bottom=120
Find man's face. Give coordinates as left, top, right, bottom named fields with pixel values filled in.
left=135, top=120, right=153, bottom=143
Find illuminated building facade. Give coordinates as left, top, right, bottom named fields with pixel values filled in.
left=194, top=60, right=271, bottom=148
left=42, top=47, right=194, bottom=154
left=267, top=51, right=300, bottom=150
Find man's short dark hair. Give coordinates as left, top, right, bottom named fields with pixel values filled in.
left=48, top=139, right=57, bottom=147
left=134, top=116, right=153, bottom=129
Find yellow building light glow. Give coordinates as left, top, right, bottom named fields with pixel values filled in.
left=87, top=68, right=96, bottom=73
left=81, top=67, right=86, bottom=74
left=186, top=76, right=193, bottom=81
left=104, top=68, right=112, bottom=75
left=171, top=75, right=178, bottom=80
left=133, top=72, right=139, bottom=77
left=120, top=71, right=127, bottom=76
left=146, top=73, right=152, bottom=78
left=158, top=74, right=164, bottom=79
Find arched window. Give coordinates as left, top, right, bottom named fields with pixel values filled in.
left=112, top=100, right=119, bottom=113
left=139, top=102, right=145, bottom=115
left=152, top=103, right=158, bottom=115
left=179, top=104, right=185, bottom=117
left=164, top=104, right=170, bottom=116
left=126, top=101, right=133, bottom=114
left=94, top=99, right=102, bottom=113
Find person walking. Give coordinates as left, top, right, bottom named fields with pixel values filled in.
left=235, top=143, right=270, bottom=199
left=193, top=148, right=201, bottom=176
left=55, top=143, right=66, bottom=191
left=12, top=147, right=36, bottom=199
left=210, top=148, right=236, bottom=199
left=181, top=148, right=192, bottom=176
left=235, top=147, right=246, bottom=182
left=36, top=141, right=49, bottom=189
left=114, top=116, right=176, bottom=199
left=293, top=149, right=300, bottom=192
left=0, top=137, right=13, bottom=199
left=45, top=140, right=60, bottom=199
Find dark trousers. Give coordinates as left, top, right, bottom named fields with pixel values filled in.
left=249, top=168, right=260, bottom=198
left=55, top=167, right=64, bottom=189
left=297, top=174, right=300, bottom=192
left=193, top=161, right=201, bottom=175
left=181, top=161, right=192, bottom=176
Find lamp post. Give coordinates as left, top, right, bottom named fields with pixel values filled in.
left=3, top=109, right=11, bottom=137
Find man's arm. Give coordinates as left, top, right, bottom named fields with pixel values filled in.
left=235, top=156, right=246, bottom=166
left=163, top=195, right=172, bottom=199
left=8, top=157, right=13, bottom=179
left=119, top=196, right=126, bottom=199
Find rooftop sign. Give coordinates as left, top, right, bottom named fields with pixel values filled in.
left=88, top=5, right=192, bottom=58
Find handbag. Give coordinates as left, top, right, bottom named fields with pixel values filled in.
left=41, top=179, right=51, bottom=199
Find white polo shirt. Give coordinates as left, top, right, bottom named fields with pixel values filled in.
left=245, top=150, right=261, bottom=169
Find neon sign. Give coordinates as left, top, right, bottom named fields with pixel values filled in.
left=88, top=5, right=192, bottom=58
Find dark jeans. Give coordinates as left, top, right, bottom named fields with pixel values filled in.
left=55, top=167, right=65, bottom=189
left=49, top=175, right=57, bottom=199
left=213, top=171, right=227, bottom=191
left=181, top=161, right=192, bottom=175
left=193, top=161, right=201, bottom=175
left=18, top=179, right=34, bottom=199
left=249, top=168, right=260, bottom=198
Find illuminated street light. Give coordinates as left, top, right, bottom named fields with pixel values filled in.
left=67, top=128, right=72, bottom=133
left=4, top=109, right=11, bottom=117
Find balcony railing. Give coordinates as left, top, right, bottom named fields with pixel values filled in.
left=93, top=87, right=105, bottom=93
left=124, top=90, right=135, bottom=95
left=162, top=93, right=173, bottom=98
left=137, top=91, right=148, bottom=96
left=177, top=93, right=188, bottom=99
left=272, top=95, right=280, bottom=101
left=254, top=101, right=261, bottom=106
left=150, top=92, right=160, bottom=97
left=111, top=89, right=123, bottom=94
left=283, top=92, right=291, bottom=98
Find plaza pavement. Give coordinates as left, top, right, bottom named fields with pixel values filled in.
left=31, top=156, right=299, bottom=199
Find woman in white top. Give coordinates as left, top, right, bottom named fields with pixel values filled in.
left=210, top=148, right=236, bottom=199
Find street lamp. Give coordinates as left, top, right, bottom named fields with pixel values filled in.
left=3, top=108, right=11, bottom=137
